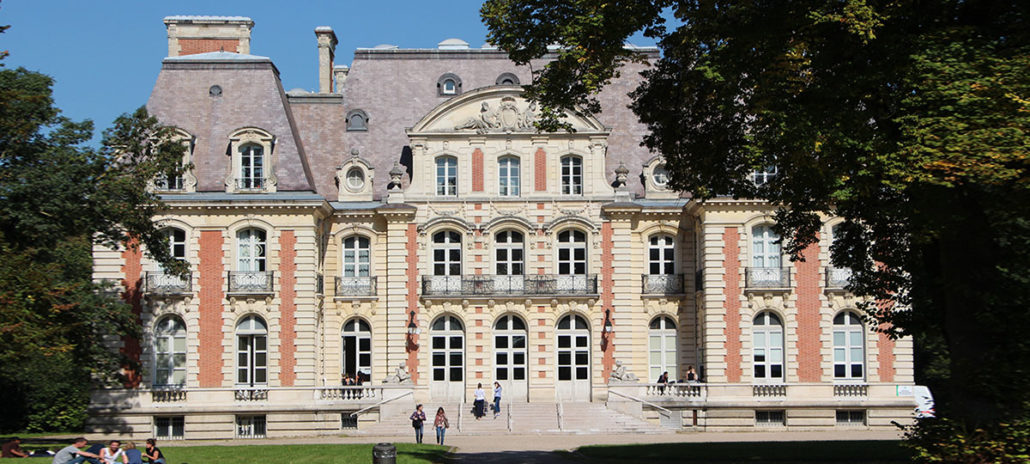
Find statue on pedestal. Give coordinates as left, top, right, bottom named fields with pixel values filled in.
left=608, top=359, right=639, bottom=382
left=383, top=362, right=412, bottom=384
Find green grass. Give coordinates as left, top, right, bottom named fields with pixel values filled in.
left=572, top=440, right=912, bottom=463
left=19, top=443, right=449, bottom=464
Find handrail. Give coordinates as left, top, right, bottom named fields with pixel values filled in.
left=457, top=402, right=464, bottom=432
left=349, top=391, right=412, bottom=418
left=608, top=389, right=673, bottom=416
left=507, top=401, right=512, bottom=432
left=557, top=402, right=564, bottom=431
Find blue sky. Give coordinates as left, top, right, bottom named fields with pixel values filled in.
left=1, top=0, right=659, bottom=144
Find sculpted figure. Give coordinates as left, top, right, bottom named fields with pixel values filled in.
left=609, top=359, right=639, bottom=382
left=383, top=362, right=412, bottom=384
left=454, top=102, right=496, bottom=133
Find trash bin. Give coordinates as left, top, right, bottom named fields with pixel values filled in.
left=372, top=442, right=396, bottom=464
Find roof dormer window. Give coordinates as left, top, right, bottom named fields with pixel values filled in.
left=437, top=73, right=462, bottom=96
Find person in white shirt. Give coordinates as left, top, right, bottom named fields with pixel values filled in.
left=99, top=441, right=127, bottom=464
left=473, top=383, right=486, bottom=420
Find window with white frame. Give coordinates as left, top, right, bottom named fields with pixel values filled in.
left=494, top=315, right=527, bottom=382
left=236, top=316, right=268, bottom=386
left=752, top=311, right=784, bottom=381
left=498, top=156, right=521, bottom=196
left=436, top=156, right=457, bottom=196
left=341, top=318, right=372, bottom=383
left=442, top=79, right=457, bottom=94
left=648, top=316, right=678, bottom=382
left=236, top=415, right=266, bottom=438
left=495, top=231, right=524, bottom=276
left=154, top=317, right=186, bottom=387
left=557, top=229, right=588, bottom=292
left=432, top=231, right=462, bottom=276
left=342, top=236, right=370, bottom=277
left=560, top=156, right=583, bottom=195
left=751, top=224, right=783, bottom=285
left=648, top=235, right=675, bottom=275
left=431, top=316, right=464, bottom=382
left=236, top=228, right=266, bottom=272
left=166, top=228, right=187, bottom=262
left=238, top=144, right=264, bottom=189
left=833, top=311, right=865, bottom=380
left=752, top=166, right=778, bottom=185
left=154, top=416, right=184, bottom=439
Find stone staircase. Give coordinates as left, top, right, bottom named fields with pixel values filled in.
left=352, top=401, right=671, bottom=436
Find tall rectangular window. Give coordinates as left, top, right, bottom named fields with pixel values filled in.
left=498, top=157, right=520, bottom=196
left=239, top=145, right=264, bottom=189
left=436, top=156, right=457, bottom=196
left=561, top=156, right=582, bottom=195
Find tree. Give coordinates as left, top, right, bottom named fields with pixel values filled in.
left=483, top=0, right=1030, bottom=430
left=0, top=22, right=188, bottom=429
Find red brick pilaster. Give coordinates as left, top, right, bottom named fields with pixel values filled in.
left=178, top=38, right=241, bottom=56
left=120, top=241, right=143, bottom=388
left=600, top=222, right=616, bottom=378
left=472, top=148, right=484, bottom=192
left=795, top=240, right=823, bottom=382
left=534, top=148, right=547, bottom=191
left=278, top=231, right=297, bottom=386
left=723, top=227, right=742, bottom=382
left=877, top=299, right=897, bottom=382
left=198, top=230, right=225, bottom=387
left=405, top=224, right=420, bottom=383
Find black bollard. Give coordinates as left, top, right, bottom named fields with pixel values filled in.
left=372, top=442, right=397, bottom=464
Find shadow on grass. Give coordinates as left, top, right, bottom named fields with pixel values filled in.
left=445, top=450, right=574, bottom=464
left=572, top=440, right=911, bottom=464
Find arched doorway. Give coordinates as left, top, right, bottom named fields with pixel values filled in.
left=494, top=315, right=528, bottom=401
left=556, top=314, right=591, bottom=401
left=430, top=315, right=465, bottom=401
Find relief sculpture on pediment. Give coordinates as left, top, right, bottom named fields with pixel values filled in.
left=453, top=97, right=537, bottom=134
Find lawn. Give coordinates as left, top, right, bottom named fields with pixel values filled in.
left=572, top=440, right=912, bottom=463
left=18, top=443, right=449, bottom=464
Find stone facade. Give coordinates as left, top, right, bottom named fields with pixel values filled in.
left=89, top=17, right=918, bottom=439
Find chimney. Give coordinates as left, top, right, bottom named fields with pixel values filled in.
left=164, top=16, right=254, bottom=57
left=315, top=26, right=338, bottom=94
left=333, top=65, right=349, bottom=93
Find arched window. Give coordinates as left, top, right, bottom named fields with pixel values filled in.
left=560, top=156, right=583, bottom=195
left=431, top=316, right=464, bottom=382
left=498, top=156, right=521, bottom=196
left=154, top=317, right=186, bottom=386
left=436, top=156, right=457, bottom=196
left=495, top=72, right=520, bottom=85
left=346, top=109, right=368, bottom=131
left=752, top=312, right=784, bottom=381
left=238, top=144, right=264, bottom=189
left=437, top=73, right=462, bottom=96
left=342, top=319, right=372, bottom=382
left=750, top=225, right=783, bottom=286
left=237, top=228, right=267, bottom=272
left=649, top=316, right=678, bottom=382
left=557, top=229, right=588, bottom=292
left=494, top=315, right=527, bottom=382
left=236, top=316, right=268, bottom=386
left=556, top=315, right=590, bottom=383
left=833, top=311, right=865, bottom=380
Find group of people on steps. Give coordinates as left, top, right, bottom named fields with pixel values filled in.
left=410, top=381, right=503, bottom=445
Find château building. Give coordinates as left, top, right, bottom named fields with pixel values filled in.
left=90, top=16, right=917, bottom=439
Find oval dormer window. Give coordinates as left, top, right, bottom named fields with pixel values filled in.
left=346, top=167, right=365, bottom=191
left=653, top=165, right=670, bottom=187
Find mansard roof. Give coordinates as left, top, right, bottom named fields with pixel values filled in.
left=148, top=53, right=315, bottom=192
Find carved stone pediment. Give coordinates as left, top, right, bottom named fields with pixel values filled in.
left=408, top=88, right=608, bottom=136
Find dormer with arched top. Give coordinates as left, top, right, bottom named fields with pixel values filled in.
left=335, top=148, right=375, bottom=201
left=404, top=88, right=614, bottom=201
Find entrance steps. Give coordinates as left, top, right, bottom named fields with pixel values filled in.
left=352, top=401, right=671, bottom=436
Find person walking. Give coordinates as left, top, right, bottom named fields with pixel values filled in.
left=492, top=381, right=503, bottom=418
left=473, top=383, right=486, bottom=420
left=143, top=439, right=165, bottom=464
left=409, top=404, right=427, bottom=444
left=433, top=407, right=449, bottom=446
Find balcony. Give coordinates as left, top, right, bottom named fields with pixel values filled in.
left=335, top=276, right=377, bottom=297
left=421, top=274, right=598, bottom=297
left=825, top=267, right=852, bottom=290
left=144, top=272, right=191, bottom=295
left=151, top=387, right=187, bottom=403
left=641, top=274, right=685, bottom=295
left=745, top=267, right=791, bottom=290
left=227, top=271, right=275, bottom=295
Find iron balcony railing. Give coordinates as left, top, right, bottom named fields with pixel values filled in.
left=227, top=271, right=275, bottom=294
left=144, top=271, right=192, bottom=294
left=745, top=267, right=791, bottom=289
left=825, top=267, right=853, bottom=289
left=641, top=274, right=685, bottom=295
left=421, top=274, right=598, bottom=297
left=335, top=276, right=377, bottom=296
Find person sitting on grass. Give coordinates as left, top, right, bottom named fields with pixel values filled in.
left=143, top=439, right=165, bottom=464
left=2, top=437, right=28, bottom=458
left=121, top=442, right=142, bottom=464
left=99, top=440, right=127, bottom=464
left=51, top=437, right=101, bottom=464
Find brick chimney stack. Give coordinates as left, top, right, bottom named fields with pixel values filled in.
left=315, top=27, right=338, bottom=94
left=164, top=16, right=254, bottom=57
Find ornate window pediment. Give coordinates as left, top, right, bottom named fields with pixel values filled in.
left=151, top=128, right=197, bottom=193
left=335, top=149, right=375, bottom=201
left=642, top=155, right=678, bottom=199
left=226, top=127, right=277, bottom=193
